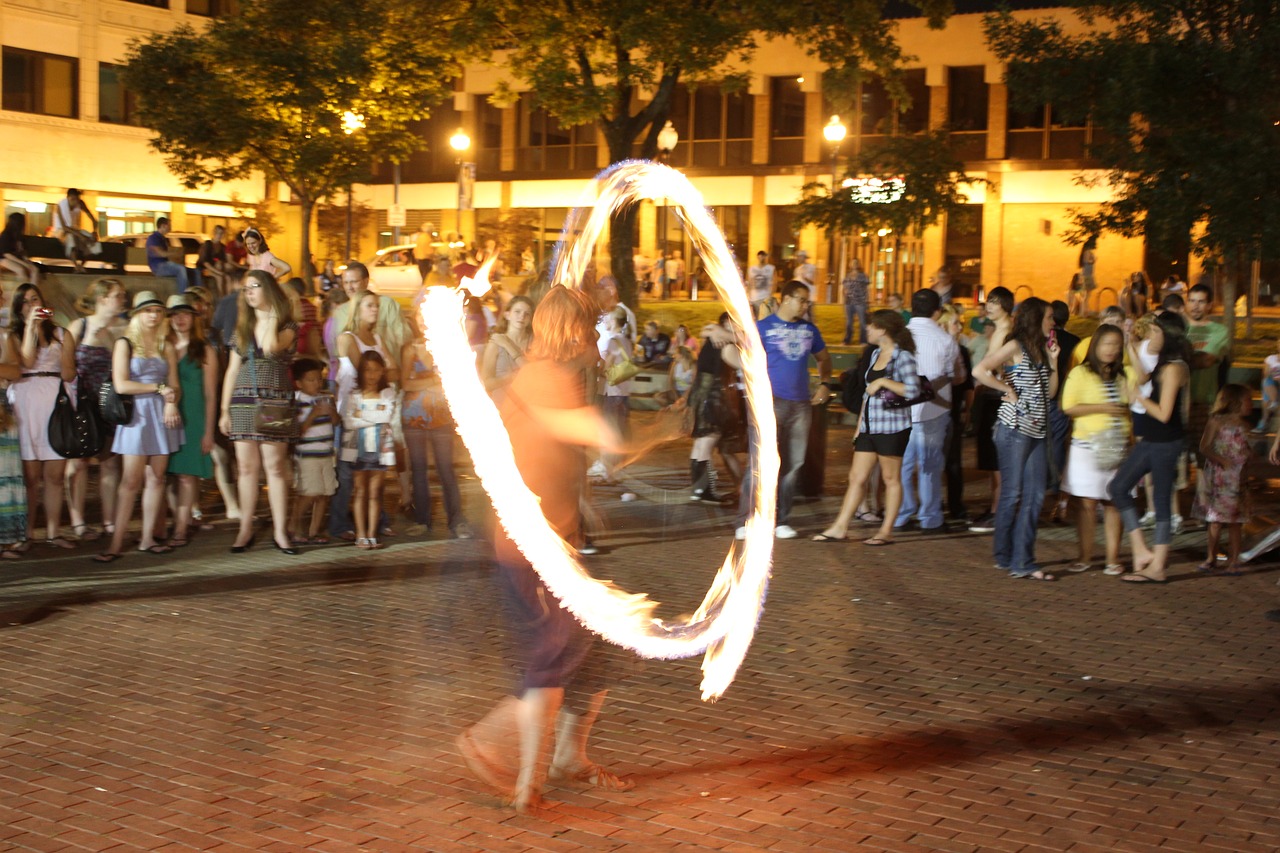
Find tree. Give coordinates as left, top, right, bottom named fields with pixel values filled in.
left=793, top=130, right=983, bottom=243
left=122, top=0, right=459, bottom=280
left=985, top=1, right=1280, bottom=336
left=469, top=0, right=952, bottom=306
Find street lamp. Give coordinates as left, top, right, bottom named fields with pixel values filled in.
left=450, top=129, right=472, bottom=257
left=822, top=115, right=847, bottom=302
left=656, top=121, right=679, bottom=298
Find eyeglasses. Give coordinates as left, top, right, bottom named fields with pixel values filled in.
left=245, top=282, right=263, bottom=289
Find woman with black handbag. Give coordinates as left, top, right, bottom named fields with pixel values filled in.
left=65, top=278, right=127, bottom=542
left=812, top=310, right=920, bottom=546
left=94, top=292, right=184, bottom=562
left=219, top=270, right=298, bottom=555
left=4, top=284, right=77, bottom=550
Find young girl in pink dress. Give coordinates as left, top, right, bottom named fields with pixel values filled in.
left=1193, top=383, right=1253, bottom=574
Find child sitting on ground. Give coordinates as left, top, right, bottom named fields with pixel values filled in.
left=1194, top=383, right=1253, bottom=574
left=290, top=357, right=337, bottom=544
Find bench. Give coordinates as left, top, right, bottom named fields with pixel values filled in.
left=24, top=234, right=128, bottom=272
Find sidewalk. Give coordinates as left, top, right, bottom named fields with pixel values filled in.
left=1, top=454, right=1278, bottom=851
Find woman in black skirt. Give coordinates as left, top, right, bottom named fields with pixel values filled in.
left=684, top=312, right=742, bottom=502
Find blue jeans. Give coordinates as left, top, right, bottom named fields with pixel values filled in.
left=152, top=260, right=189, bottom=293
left=895, top=415, right=949, bottom=530
left=993, top=422, right=1048, bottom=574
left=737, top=398, right=810, bottom=526
left=1046, top=400, right=1071, bottom=493
left=405, top=427, right=464, bottom=531
left=844, top=301, right=868, bottom=345
left=1109, top=438, right=1181, bottom=545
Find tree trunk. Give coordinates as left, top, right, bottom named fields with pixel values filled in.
left=609, top=203, right=640, bottom=309
left=298, top=193, right=314, bottom=295
left=1221, top=247, right=1240, bottom=344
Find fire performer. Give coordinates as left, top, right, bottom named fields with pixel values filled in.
left=457, top=284, right=634, bottom=813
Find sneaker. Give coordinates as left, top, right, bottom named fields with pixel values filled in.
left=587, top=460, right=608, bottom=480
left=1171, top=514, right=1183, bottom=535
left=734, top=526, right=748, bottom=541
left=968, top=513, right=995, bottom=534
left=775, top=525, right=798, bottom=539
left=1104, top=564, right=1125, bottom=576
left=620, top=492, right=638, bottom=502
left=453, top=522, right=475, bottom=540
left=1139, top=511, right=1156, bottom=528
left=579, top=540, right=599, bottom=555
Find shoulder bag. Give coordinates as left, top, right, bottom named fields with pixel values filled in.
left=48, top=381, right=104, bottom=459
left=98, top=339, right=134, bottom=427
left=249, top=347, right=296, bottom=440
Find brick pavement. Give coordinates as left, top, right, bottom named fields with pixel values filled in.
left=1, top=429, right=1279, bottom=851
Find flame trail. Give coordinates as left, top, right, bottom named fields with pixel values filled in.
left=422, top=161, right=778, bottom=700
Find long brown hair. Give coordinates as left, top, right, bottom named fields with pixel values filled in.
left=1084, top=323, right=1124, bottom=381
left=233, top=270, right=292, bottom=355
left=527, top=285, right=596, bottom=363
left=1010, top=297, right=1050, bottom=365
left=868, top=308, right=915, bottom=354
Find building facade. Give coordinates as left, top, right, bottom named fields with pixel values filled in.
left=0, top=2, right=1193, bottom=303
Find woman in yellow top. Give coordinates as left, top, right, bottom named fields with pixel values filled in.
left=1061, top=323, right=1134, bottom=574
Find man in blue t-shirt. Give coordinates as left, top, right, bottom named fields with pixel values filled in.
left=720, top=281, right=832, bottom=539
left=146, top=217, right=189, bottom=292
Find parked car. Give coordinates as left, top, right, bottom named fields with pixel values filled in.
left=104, top=232, right=205, bottom=274
left=363, top=244, right=424, bottom=299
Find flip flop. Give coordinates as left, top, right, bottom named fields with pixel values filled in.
left=1067, top=562, right=1092, bottom=573
left=863, top=537, right=894, bottom=547
left=1121, top=572, right=1167, bottom=584
left=93, top=553, right=123, bottom=563
left=0, top=549, right=22, bottom=560
left=810, top=533, right=847, bottom=542
left=168, top=537, right=190, bottom=549
left=45, top=537, right=76, bottom=550
left=138, top=544, right=173, bottom=555
left=1014, top=570, right=1057, bottom=581
left=1195, top=561, right=1216, bottom=573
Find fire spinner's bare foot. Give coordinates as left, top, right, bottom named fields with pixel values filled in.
left=549, top=762, right=636, bottom=791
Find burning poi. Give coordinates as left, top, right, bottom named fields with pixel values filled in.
left=420, top=161, right=778, bottom=700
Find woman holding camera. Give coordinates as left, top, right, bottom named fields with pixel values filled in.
left=4, top=284, right=77, bottom=549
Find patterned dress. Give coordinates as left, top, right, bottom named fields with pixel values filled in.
left=1193, top=421, right=1250, bottom=524
left=228, top=323, right=298, bottom=442
left=75, top=340, right=115, bottom=447
left=0, top=395, right=27, bottom=546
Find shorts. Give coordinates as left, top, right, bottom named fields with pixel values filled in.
left=973, top=391, right=1001, bottom=471
left=294, top=455, right=337, bottom=496
left=854, top=427, right=911, bottom=457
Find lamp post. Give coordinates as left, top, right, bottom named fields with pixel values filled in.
left=450, top=128, right=472, bottom=258
left=342, top=110, right=366, bottom=263
left=656, top=120, right=679, bottom=298
left=822, top=115, right=847, bottom=303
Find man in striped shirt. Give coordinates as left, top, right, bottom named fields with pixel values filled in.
left=894, top=289, right=960, bottom=534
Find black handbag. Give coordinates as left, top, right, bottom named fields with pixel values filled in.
left=48, top=381, right=105, bottom=459
left=98, top=338, right=135, bottom=427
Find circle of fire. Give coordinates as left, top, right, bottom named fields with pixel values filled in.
left=420, top=161, right=778, bottom=700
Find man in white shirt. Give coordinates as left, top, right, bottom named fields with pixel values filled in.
left=793, top=250, right=816, bottom=288
left=747, top=250, right=776, bottom=312
left=895, top=288, right=959, bottom=533
left=52, top=188, right=98, bottom=272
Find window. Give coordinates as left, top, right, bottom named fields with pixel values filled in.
left=770, top=77, right=806, bottom=164
left=2, top=48, right=78, bottom=118
left=947, top=66, right=987, bottom=160
left=662, top=84, right=754, bottom=168
left=838, top=69, right=928, bottom=155
left=122, top=0, right=169, bottom=7
left=477, top=98, right=503, bottom=173
left=98, top=64, right=139, bottom=126
left=1005, top=89, right=1093, bottom=161
left=186, top=0, right=238, bottom=15
left=516, top=100, right=596, bottom=172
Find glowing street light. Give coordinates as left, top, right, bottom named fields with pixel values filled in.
left=342, top=110, right=366, bottom=135
left=450, top=129, right=473, bottom=255
left=822, top=116, right=847, bottom=301
left=656, top=121, right=680, bottom=298
left=450, top=128, right=471, bottom=154
left=822, top=114, right=847, bottom=145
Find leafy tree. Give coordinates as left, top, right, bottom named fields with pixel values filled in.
left=793, top=130, right=983, bottom=246
left=122, top=0, right=459, bottom=278
left=469, top=0, right=952, bottom=305
left=985, top=1, right=1280, bottom=335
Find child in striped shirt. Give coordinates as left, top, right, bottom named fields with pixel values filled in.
left=290, top=357, right=337, bottom=544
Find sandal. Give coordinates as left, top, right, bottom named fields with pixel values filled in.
left=863, top=537, right=894, bottom=547
left=548, top=762, right=635, bottom=792
left=854, top=510, right=883, bottom=523
left=1195, top=560, right=1216, bottom=574
left=137, top=544, right=173, bottom=555
left=367, top=538, right=384, bottom=550
left=1067, top=562, right=1092, bottom=573
left=45, top=537, right=76, bottom=550
left=1121, top=572, right=1167, bottom=584
left=168, top=537, right=190, bottom=548
left=93, top=553, right=123, bottom=563
left=1103, top=564, right=1125, bottom=576
left=0, top=548, right=22, bottom=560
left=307, top=535, right=330, bottom=545
left=1014, top=570, right=1056, bottom=581
left=810, top=532, right=847, bottom=542
left=72, top=524, right=102, bottom=542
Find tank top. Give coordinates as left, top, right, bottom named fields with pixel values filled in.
left=1135, top=361, right=1185, bottom=442
left=996, top=345, right=1051, bottom=438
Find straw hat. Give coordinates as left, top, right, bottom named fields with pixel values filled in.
left=129, top=290, right=164, bottom=315
left=166, top=294, right=196, bottom=314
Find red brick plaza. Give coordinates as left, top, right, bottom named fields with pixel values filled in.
left=1, top=460, right=1279, bottom=852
